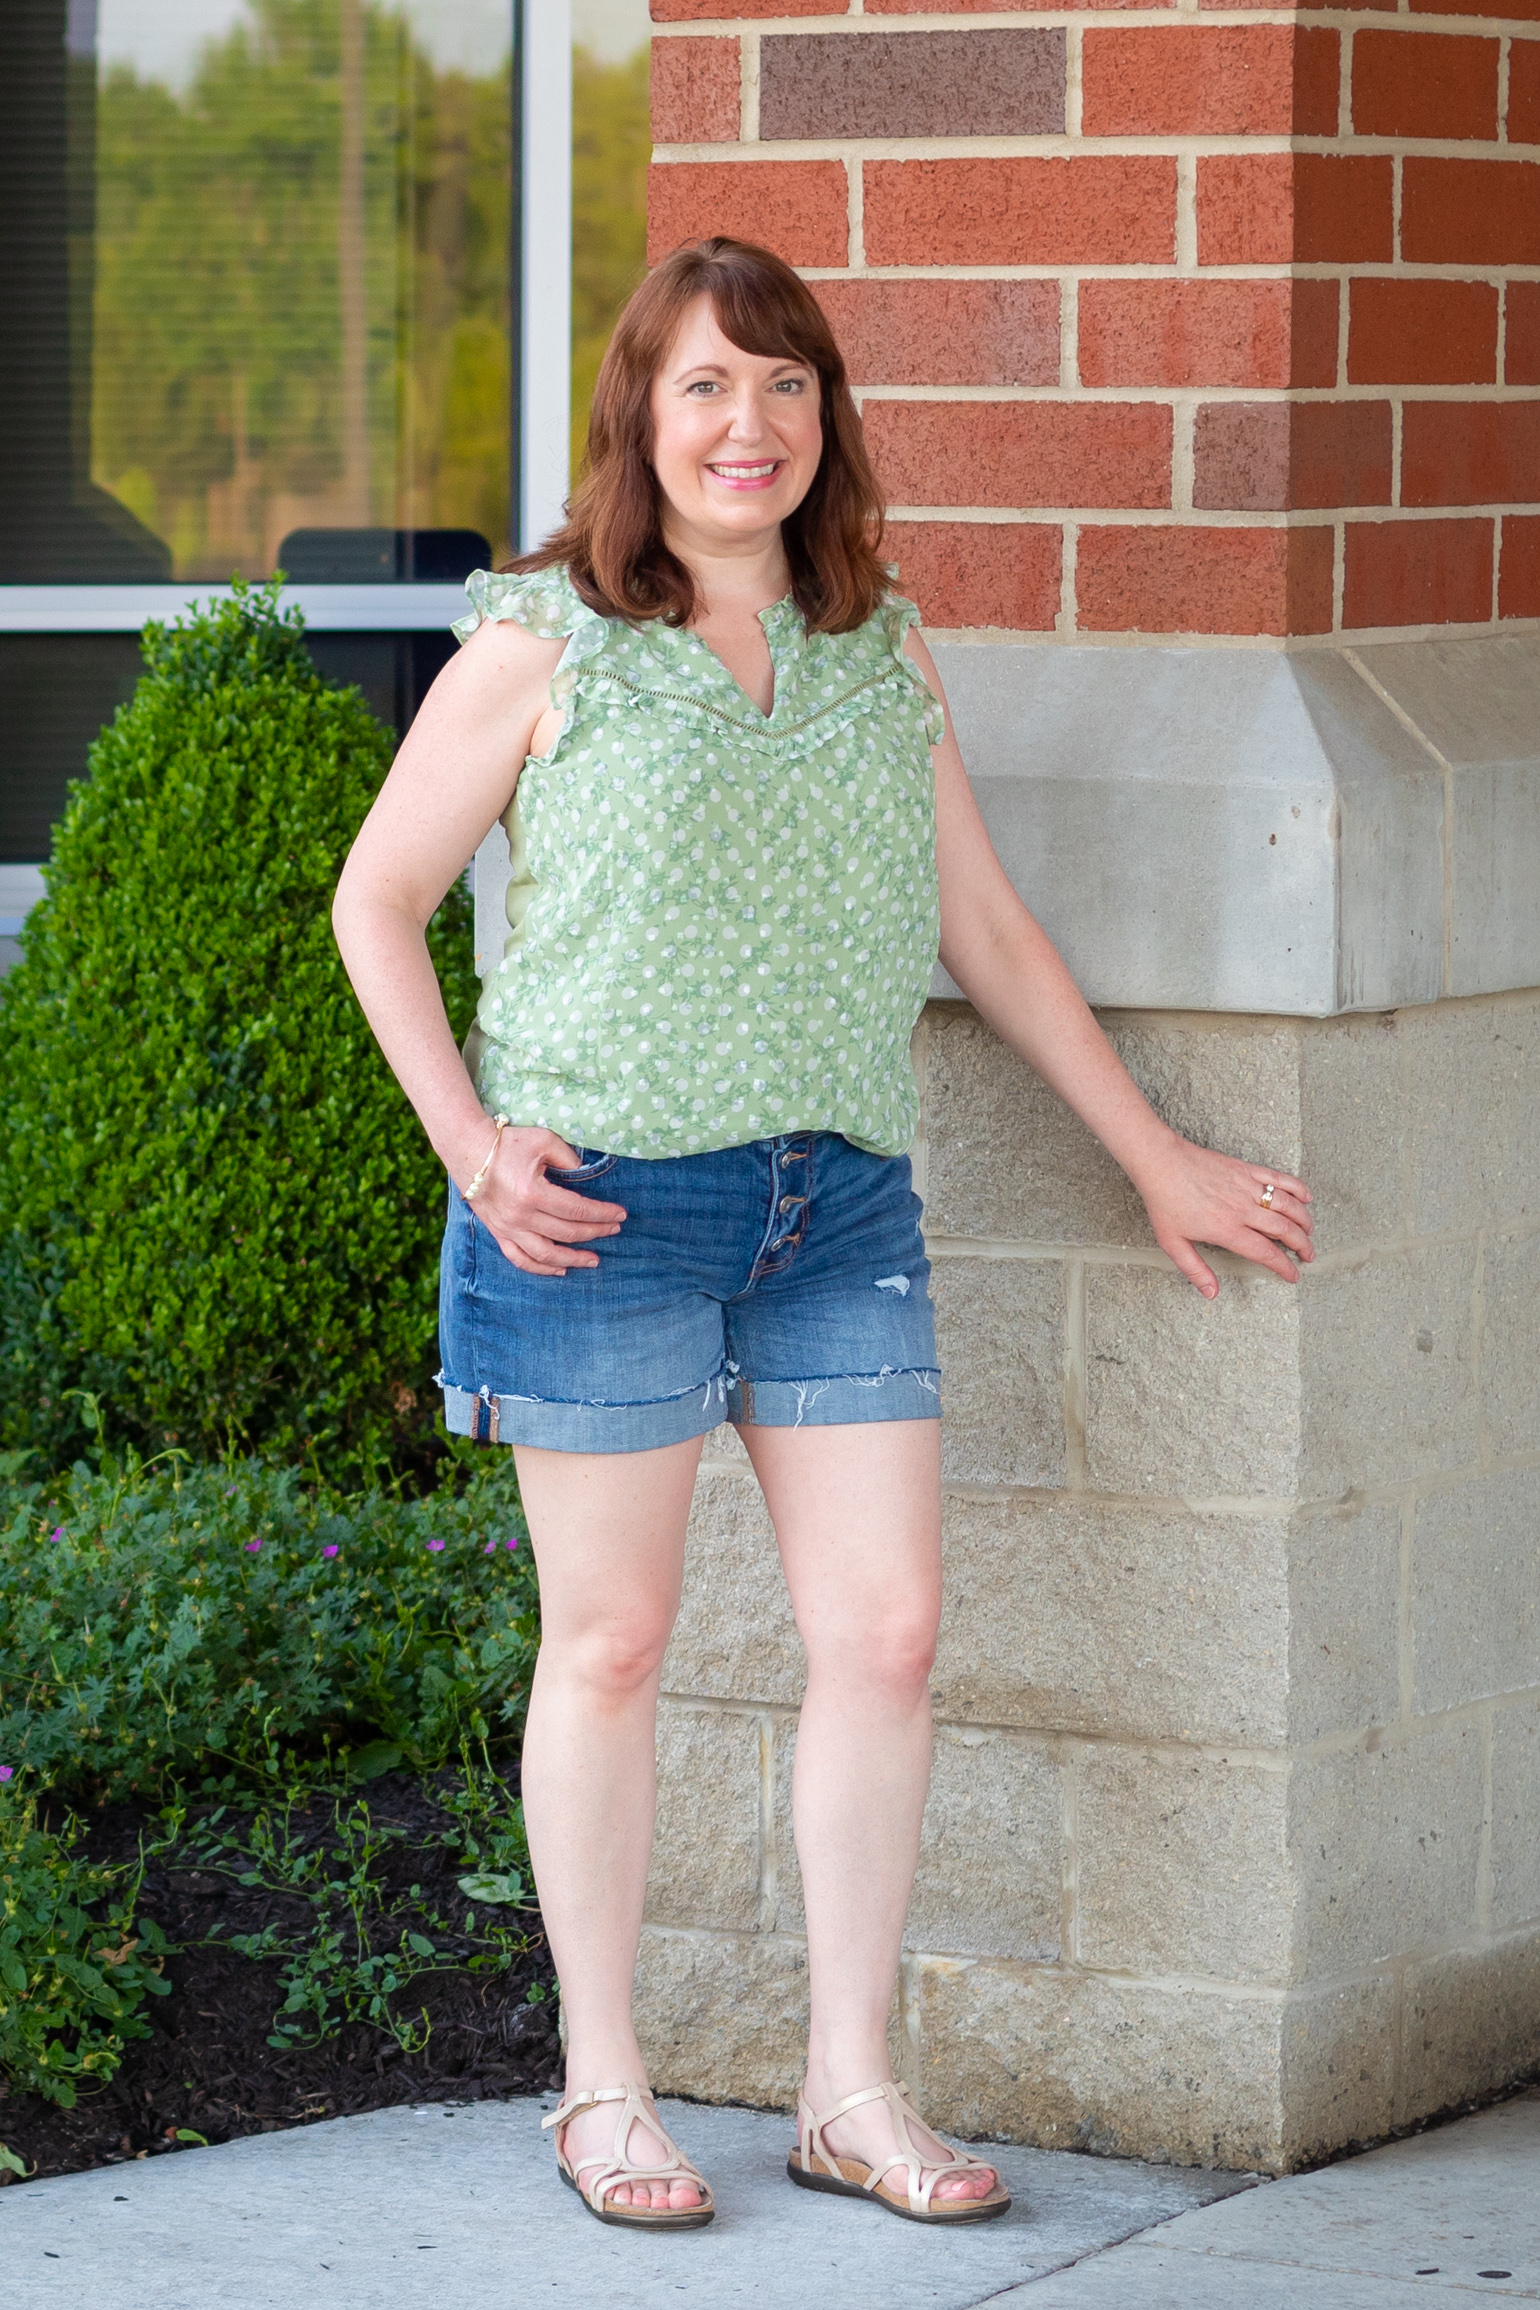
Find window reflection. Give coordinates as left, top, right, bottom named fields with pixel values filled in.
left=0, top=0, right=513, bottom=584
left=571, top=0, right=649, bottom=483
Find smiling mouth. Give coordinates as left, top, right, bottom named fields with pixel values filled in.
left=706, top=459, right=784, bottom=485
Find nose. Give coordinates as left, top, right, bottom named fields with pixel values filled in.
left=725, top=382, right=766, bottom=441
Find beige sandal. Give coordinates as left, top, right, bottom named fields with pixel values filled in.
left=541, top=2084, right=715, bottom=2230
left=787, top=2079, right=1011, bottom=2224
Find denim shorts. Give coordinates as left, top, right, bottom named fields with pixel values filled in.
left=437, top=1130, right=940, bottom=1454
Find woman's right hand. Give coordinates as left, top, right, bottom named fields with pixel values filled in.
left=460, top=1126, right=626, bottom=1277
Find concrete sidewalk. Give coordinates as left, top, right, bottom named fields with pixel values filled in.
left=0, top=2086, right=1534, bottom=2309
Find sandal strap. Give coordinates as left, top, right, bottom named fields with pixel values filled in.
left=544, top=2082, right=711, bottom=2216
left=798, top=2079, right=993, bottom=2215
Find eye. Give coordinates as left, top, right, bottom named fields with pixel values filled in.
left=685, top=380, right=721, bottom=396
left=770, top=377, right=808, bottom=394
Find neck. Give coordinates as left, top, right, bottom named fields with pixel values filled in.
left=662, top=519, right=791, bottom=621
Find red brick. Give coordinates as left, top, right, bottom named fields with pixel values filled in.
left=651, top=0, right=832, bottom=18
left=1076, top=525, right=1333, bottom=635
left=647, top=161, right=847, bottom=268
left=863, top=401, right=1172, bottom=511
left=813, top=279, right=1059, bottom=388
left=1403, top=161, right=1540, bottom=266
left=1197, top=155, right=1393, bottom=266
left=864, top=157, right=1175, bottom=268
left=886, top=520, right=1061, bottom=629
left=1193, top=402, right=1392, bottom=510
left=870, top=0, right=1165, bottom=11
left=1348, top=281, right=1499, bottom=386
left=651, top=38, right=740, bottom=145
left=1510, top=40, right=1540, bottom=143
left=1351, top=32, right=1498, bottom=140
left=1401, top=404, right=1540, bottom=507
left=1510, top=284, right=1540, bottom=387
left=1078, top=280, right=1336, bottom=390
left=1343, top=519, right=1494, bottom=628
left=1410, top=0, right=1540, bottom=22
left=1082, top=27, right=1335, bottom=136
left=1499, top=516, right=1540, bottom=616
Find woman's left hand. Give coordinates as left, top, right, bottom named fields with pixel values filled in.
left=1132, top=1136, right=1314, bottom=1299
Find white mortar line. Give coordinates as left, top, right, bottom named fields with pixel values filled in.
left=1175, top=149, right=1198, bottom=274
left=1057, top=520, right=1079, bottom=635
left=846, top=156, right=863, bottom=271
left=739, top=30, right=759, bottom=145
left=1065, top=20, right=1083, bottom=139
left=1171, top=396, right=1197, bottom=513
left=1391, top=397, right=1403, bottom=507
left=1498, top=33, right=1512, bottom=142
left=1332, top=519, right=1346, bottom=635
left=1059, top=275, right=1079, bottom=392
left=1338, top=27, right=1354, bottom=140
left=1341, top=647, right=1455, bottom=996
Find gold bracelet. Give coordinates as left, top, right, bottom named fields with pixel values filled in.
left=463, top=1115, right=511, bottom=1204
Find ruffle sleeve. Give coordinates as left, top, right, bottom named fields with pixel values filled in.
left=452, top=564, right=602, bottom=650
left=879, top=589, right=946, bottom=749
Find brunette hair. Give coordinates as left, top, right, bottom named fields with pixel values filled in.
left=510, top=238, right=888, bottom=635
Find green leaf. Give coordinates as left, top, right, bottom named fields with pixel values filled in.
left=348, top=1742, right=403, bottom=1783
left=456, top=1871, right=525, bottom=1908
left=174, top=2129, right=208, bottom=2147
left=0, top=2142, right=28, bottom=2178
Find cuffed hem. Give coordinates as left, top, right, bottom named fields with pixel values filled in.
left=727, top=1366, right=941, bottom=1429
left=439, top=1371, right=729, bottom=1454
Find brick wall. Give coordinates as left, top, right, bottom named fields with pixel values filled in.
left=649, top=4, right=1540, bottom=640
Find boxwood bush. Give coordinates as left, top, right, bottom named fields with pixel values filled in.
left=0, top=582, right=475, bottom=1480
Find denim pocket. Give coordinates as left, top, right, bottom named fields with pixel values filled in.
left=544, top=1147, right=619, bottom=1184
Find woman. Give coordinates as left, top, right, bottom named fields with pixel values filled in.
left=333, top=238, right=1313, bottom=2233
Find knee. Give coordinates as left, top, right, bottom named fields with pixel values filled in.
left=813, top=1605, right=938, bottom=1705
left=548, top=1619, right=673, bottom=1704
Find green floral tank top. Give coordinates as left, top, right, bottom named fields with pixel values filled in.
left=453, top=564, right=942, bottom=1161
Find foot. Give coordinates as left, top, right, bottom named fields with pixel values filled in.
left=807, top=2078, right=998, bottom=2204
left=557, top=2088, right=704, bottom=2213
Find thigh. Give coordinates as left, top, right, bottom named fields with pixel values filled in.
left=739, top=1420, right=943, bottom=1657
left=515, top=1434, right=705, bottom=1652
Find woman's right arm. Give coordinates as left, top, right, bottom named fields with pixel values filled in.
left=332, top=617, right=627, bottom=1276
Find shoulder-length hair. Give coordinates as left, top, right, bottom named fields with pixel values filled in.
left=510, top=237, right=888, bottom=635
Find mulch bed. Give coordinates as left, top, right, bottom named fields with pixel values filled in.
left=0, top=1774, right=562, bottom=2185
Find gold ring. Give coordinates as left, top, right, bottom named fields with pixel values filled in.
left=1258, top=1181, right=1276, bottom=1210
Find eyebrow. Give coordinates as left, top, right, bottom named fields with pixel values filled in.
left=671, top=358, right=812, bottom=383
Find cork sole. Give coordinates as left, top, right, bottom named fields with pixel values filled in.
left=558, top=2155, right=715, bottom=2230
left=787, top=2149, right=1011, bottom=2225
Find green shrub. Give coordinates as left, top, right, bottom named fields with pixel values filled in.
left=0, top=581, right=476, bottom=1479
left=0, top=1446, right=538, bottom=1805
left=0, top=1778, right=172, bottom=2107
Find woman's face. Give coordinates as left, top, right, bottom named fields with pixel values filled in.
left=648, top=294, right=823, bottom=554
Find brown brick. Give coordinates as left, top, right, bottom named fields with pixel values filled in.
left=1343, top=519, right=1495, bottom=628
left=1081, top=26, right=1335, bottom=136
left=887, top=520, right=1061, bottom=629
left=1509, top=39, right=1540, bottom=143
left=1510, top=285, right=1540, bottom=388
left=651, top=38, right=740, bottom=145
left=865, top=157, right=1176, bottom=268
left=1403, top=161, right=1540, bottom=266
left=865, top=401, right=1172, bottom=512
left=813, top=279, right=1059, bottom=388
left=1078, top=280, right=1335, bottom=390
left=1409, top=0, right=1540, bottom=20
left=1076, top=525, right=1334, bottom=636
left=760, top=30, right=1064, bottom=140
left=647, top=161, right=848, bottom=268
left=1348, top=281, right=1499, bottom=386
left=652, top=0, right=832, bottom=17
left=1351, top=32, right=1499, bottom=139
left=870, top=0, right=1163, bottom=11
left=1197, top=155, right=1393, bottom=266
left=1193, top=402, right=1393, bottom=511
left=1500, top=516, right=1540, bottom=616
left=1401, top=404, right=1540, bottom=508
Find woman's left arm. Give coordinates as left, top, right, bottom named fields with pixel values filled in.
left=907, top=631, right=1313, bottom=1298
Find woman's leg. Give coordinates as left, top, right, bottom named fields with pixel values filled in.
left=515, top=1432, right=705, bottom=2211
left=740, top=1419, right=997, bottom=2203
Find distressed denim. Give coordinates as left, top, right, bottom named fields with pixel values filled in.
left=437, top=1131, right=940, bottom=1454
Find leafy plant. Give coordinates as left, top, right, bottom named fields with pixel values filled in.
left=0, top=581, right=477, bottom=1481
left=0, top=1442, right=538, bottom=1805
left=0, top=1778, right=171, bottom=2108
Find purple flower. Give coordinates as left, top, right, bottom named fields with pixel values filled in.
left=427, top=1539, right=445, bottom=1554
left=484, top=1541, right=496, bottom=1556
left=0, top=1766, right=13, bottom=1783
left=244, top=1540, right=262, bottom=1554
left=322, top=1545, right=339, bottom=1560
left=49, top=1526, right=64, bottom=1544
left=506, top=1536, right=520, bottom=1554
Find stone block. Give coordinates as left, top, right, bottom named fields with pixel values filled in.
left=1084, top=1260, right=1300, bottom=1500
left=1290, top=1725, right=1485, bottom=1980
left=1278, top=1975, right=1399, bottom=2167
left=1412, top=1467, right=1540, bottom=1712
left=931, top=1255, right=1067, bottom=1488
left=910, top=1956, right=1287, bottom=2170
left=1401, top=994, right=1540, bottom=1235
left=907, top=1727, right=1064, bottom=1963
left=644, top=1702, right=763, bottom=1934
left=664, top=1467, right=805, bottom=1706
left=634, top=1926, right=809, bottom=2113
left=1300, top=1242, right=1480, bottom=1496
left=1399, top=1931, right=1540, bottom=2124
left=1075, top=1747, right=1291, bottom=1986
left=1287, top=1500, right=1403, bottom=1744
left=1483, top=1226, right=1540, bottom=1459
left=1297, top=1010, right=1408, bottom=1247
left=933, top=1492, right=1292, bottom=1746
left=1490, top=1700, right=1540, bottom=1932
